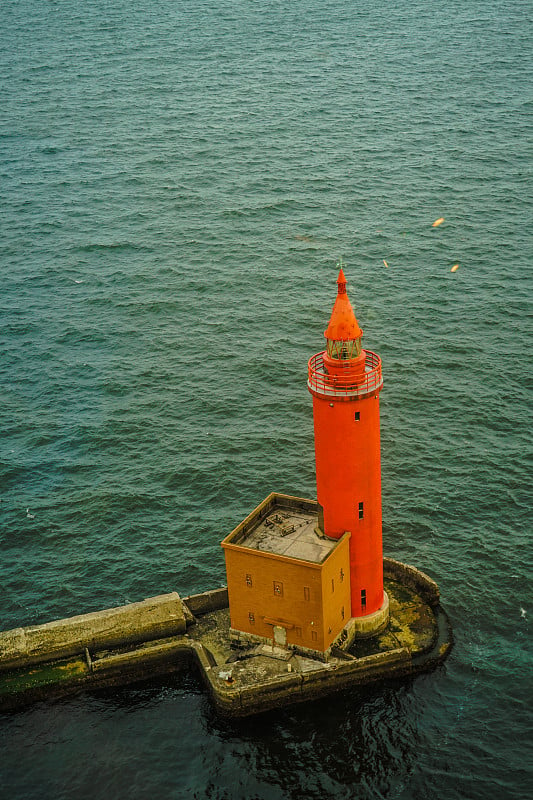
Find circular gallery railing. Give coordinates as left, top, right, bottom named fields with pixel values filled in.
left=307, top=349, right=383, bottom=398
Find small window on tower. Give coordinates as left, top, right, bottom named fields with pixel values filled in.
left=358, top=501, right=364, bottom=519
left=245, top=574, right=253, bottom=587
left=341, top=606, right=345, bottom=620
left=273, top=581, right=284, bottom=597
left=311, top=630, right=318, bottom=642
left=304, top=586, right=311, bottom=601
left=354, top=411, right=360, bottom=421
left=361, top=589, right=367, bottom=611
left=248, top=612, right=255, bottom=624
left=340, top=568, right=344, bottom=582
left=331, top=578, right=335, bottom=593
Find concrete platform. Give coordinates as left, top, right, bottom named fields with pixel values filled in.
left=0, top=559, right=453, bottom=717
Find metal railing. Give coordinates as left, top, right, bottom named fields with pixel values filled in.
left=307, top=349, right=383, bottom=398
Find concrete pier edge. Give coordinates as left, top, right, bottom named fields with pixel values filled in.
left=0, top=558, right=452, bottom=716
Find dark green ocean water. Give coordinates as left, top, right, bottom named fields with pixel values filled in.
left=1, top=1, right=531, bottom=798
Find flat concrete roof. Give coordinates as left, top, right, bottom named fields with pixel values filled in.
left=237, top=508, right=336, bottom=564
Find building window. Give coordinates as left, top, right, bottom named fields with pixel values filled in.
left=248, top=612, right=255, bottom=624
left=304, top=586, right=310, bottom=601
left=273, top=581, right=284, bottom=597
left=358, top=501, right=364, bottom=519
left=341, top=606, right=345, bottom=620
left=340, top=568, right=344, bottom=582
left=245, top=574, right=253, bottom=587
left=295, top=626, right=302, bottom=638
left=361, top=589, right=367, bottom=611
left=311, top=630, right=318, bottom=642
left=354, top=411, right=360, bottom=421
left=331, top=578, right=335, bottom=593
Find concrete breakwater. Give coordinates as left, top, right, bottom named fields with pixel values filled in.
left=0, top=594, right=190, bottom=672
left=0, top=561, right=452, bottom=716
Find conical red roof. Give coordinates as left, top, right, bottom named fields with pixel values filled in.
left=324, top=268, right=363, bottom=340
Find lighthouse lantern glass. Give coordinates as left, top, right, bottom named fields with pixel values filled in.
left=326, top=338, right=362, bottom=360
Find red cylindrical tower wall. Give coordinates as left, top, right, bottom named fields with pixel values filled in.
left=312, top=386, right=384, bottom=617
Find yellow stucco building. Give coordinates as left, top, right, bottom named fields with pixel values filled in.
left=221, top=493, right=351, bottom=654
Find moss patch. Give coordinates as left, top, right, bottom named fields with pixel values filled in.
left=349, top=579, right=437, bottom=658
left=0, top=658, right=88, bottom=697
left=385, top=579, right=419, bottom=609
left=351, top=629, right=401, bottom=658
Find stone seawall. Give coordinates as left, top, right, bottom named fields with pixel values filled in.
left=0, top=593, right=188, bottom=672
left=0, top=558, right=452, bottom=716
left=205, top=645, right=414, bottom=716
left=383, top=557, right=440, bottom=607
left=184, top=588, right=228, bottom=617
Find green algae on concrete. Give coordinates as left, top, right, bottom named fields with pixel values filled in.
left=0, top=657, right=88, bottom=698
left=351, top=579, right=437, bottom=660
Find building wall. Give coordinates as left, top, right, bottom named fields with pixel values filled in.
left=319, top=535, right=352, bottom=650
left=223, top=534, right=351, bottom=653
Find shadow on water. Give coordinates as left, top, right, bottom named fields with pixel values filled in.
left=46, top=672, right=424, bottom=800
left=200, top=680, right=421, bottom=800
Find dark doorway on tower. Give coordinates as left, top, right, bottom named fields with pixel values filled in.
left=361, top=589, right=367, bottom=612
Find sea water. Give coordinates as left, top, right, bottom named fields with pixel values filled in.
left=0, top=1, right=531, bottom=798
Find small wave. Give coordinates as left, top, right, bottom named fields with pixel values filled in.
left=71, top=241, right=149, bottom=253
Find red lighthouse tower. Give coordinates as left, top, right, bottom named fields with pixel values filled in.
left=308, top=265, right=388, bottom=631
